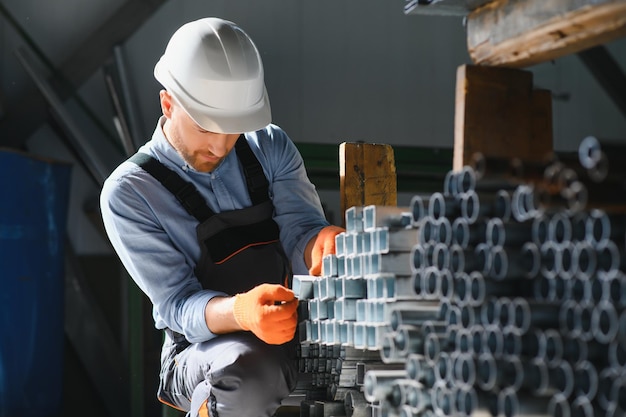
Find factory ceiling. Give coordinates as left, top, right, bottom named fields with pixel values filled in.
left=0, top=0, right=167, bottom=149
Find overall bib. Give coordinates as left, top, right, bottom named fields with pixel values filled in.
left=129, top=137, right=298, bottom=417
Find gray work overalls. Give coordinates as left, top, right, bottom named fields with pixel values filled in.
left=130, top=137, right=298, bottom=417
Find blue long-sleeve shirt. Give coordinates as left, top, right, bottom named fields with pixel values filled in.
left=100, top=118, right=328, bottom=342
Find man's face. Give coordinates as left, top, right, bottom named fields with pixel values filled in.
left=160, top=91, right=240, bottom=173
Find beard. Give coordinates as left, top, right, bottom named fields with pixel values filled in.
left=164, top=122, right=222, bottom=173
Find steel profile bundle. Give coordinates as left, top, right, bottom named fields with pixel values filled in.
left=293, top=204, right=442, bottom=413
left=292, top=137, right=626, bottom=417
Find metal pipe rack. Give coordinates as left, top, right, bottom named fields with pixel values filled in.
left=292, top=136, right=626, bottom=417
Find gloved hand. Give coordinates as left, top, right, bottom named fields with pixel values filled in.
left=309, top=225, right=345, bottom=276
left=233, top=283, right=298, bottom=345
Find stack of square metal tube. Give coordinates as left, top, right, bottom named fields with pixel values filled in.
left=293, top=136, right=626, bottom=417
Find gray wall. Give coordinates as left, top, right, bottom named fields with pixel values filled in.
left=122, top=0, right=472, bottom=148
left=533, top=39, right=626, bottom=151
left=120, top=0, right=626, bottom=151
left=2, top=0, right=624, bottom=254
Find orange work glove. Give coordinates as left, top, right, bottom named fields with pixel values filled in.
left=309, top=225, right=345, bottom=276
left=233, top=283, right=298, bottom=345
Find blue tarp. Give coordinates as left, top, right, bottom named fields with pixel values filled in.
left=0, top=149, right=72, bottom=417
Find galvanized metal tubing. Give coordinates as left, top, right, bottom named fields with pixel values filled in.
left=296, top=147, right=626, bottom=417
left=578, top=136, right=626, bottom=182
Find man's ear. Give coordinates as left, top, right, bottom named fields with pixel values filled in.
left=160, top=90, right=173, bottom=118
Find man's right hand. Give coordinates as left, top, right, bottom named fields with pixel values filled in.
left=233, top=283, right=298, bottom=344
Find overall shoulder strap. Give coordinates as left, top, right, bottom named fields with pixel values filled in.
left=235, top=135, right=270, bottom=205
left=128, top=153, right=214, bottom=222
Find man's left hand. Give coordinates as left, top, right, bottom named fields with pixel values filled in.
left=308, top=225, right=345, bottom=276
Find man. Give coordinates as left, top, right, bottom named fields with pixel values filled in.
left=100, top=17, right=344, bottom=417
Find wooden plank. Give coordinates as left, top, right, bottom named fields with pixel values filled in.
left=531, top=89, right=554, bottom=151
left=467, top=0, right=626, bottom=68
left=467, top=0, right=495, bottom=9
left=339, top=142, right=397, bottom=226
left=454, top=64, right=553, bottom=171
left=296, top=142, right=451, bottom=192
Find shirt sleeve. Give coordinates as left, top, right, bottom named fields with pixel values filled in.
left=252, top=126, right=330, bottom=274
left=100, top=166, right=225, bottom=343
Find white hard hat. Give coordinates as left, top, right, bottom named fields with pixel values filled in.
left=154, top=17, right=271, bottom=134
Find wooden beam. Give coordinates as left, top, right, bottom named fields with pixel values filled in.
left=467, top=0, right=626, bottom=68
left=531, top=88, right=554, bottom=148
left=454, top=64, right=553, bottom=171
left=339, top=142, right=397, bottom=226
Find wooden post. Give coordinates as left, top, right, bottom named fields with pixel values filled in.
left=454, top=64, right=553, bottom=171
left=339, top=142, right=397, bottom=227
